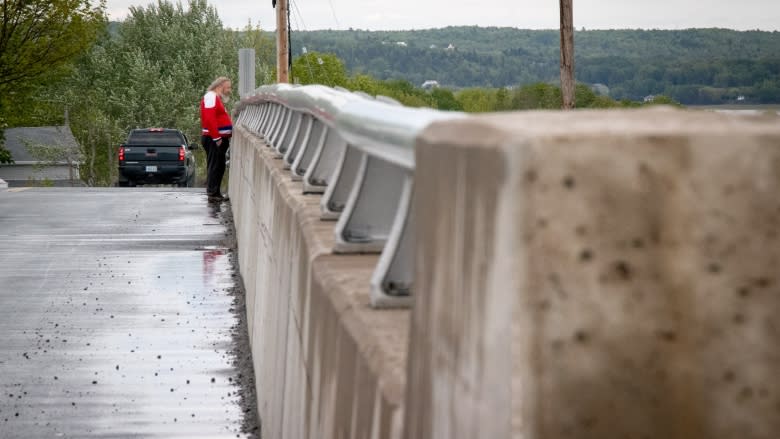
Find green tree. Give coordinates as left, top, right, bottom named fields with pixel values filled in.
left=0, top=0, right=104, bottom=164
left=372, top=79, right=433, bottom=107
left=348, top=74, right=381, bottom=95
left=0, top=149, right=8, bottom=164
left=0, top=0, right=105, bottom=92
left=574, top=84, right=597, bottom=108
left=455, top=88, right=496, bottom=112
left=589, top=95, right=621, bottom=108
left=291, top=52, right=348, bottom=87
left=430, top=88, right=462, bottom=111
left=0, top=118, right=10, bottom=164
left=511, top=83, right=561, bottom=109
left=494, top=87, right=511, bottom=111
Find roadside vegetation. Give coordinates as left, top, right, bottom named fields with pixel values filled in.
left=0, top=0, right=271, bottom=185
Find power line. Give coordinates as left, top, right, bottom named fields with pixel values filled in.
left=289, top=0, right=335, bottom=86
left=289, top=0, right=319, bottom=83
left=326, top=0, right=341, bottom=30
left=290, top=0, right=308, bottom=30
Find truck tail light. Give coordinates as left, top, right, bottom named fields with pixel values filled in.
left=118, top=146, right=125, bottom=161
left=179, top=145, right=185, bottom=161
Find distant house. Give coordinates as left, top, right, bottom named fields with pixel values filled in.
left=445, top=43, right=456, bottom=51
left=396, top=41, right=407, bottom=47
left=643, top=95, right=656, bottom=103
left=421, top=80, right=440, bottom=90
left=737, top=95, right=746, bottom=102
left=0, top=126, right=83, bottom=187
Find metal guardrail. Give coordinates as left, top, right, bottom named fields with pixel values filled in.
left=234, top=84, right=463, bottom=308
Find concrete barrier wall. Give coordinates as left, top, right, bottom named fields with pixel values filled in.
left=229, top=124, right=409, bottom=439
left=231, top=105, right=780, bottom=439
left=405, top=108, right=780, bottom=439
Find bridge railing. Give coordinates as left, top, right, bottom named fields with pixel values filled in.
left=234, top=84, right=463, bottom=308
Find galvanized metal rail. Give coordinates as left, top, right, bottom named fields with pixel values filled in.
left=234, top=84, right=463, bottom=308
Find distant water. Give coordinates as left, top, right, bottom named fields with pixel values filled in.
left=711, top=109, right=780, bottom=116
left=691, top=105, right=780, bottom=116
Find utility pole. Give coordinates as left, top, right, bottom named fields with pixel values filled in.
left=275, top=0, right=289, bottom=83
left=559, top=0, right=575, bottom=109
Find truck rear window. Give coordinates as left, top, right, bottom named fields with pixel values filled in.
left=128, top=131, right=185, bottom=146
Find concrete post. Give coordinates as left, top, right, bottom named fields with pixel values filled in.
left=239, top=48, right=257, bottom=100
left=405, top=109, right=780, bottom=439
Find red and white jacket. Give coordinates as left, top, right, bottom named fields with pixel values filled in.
left=200, top=91, right=233, bottom=140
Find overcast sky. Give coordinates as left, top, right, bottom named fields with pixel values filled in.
left=105, top=0, right=780, bottom=31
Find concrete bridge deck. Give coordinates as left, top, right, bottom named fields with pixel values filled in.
left=0, top=188, right=258, bottom=438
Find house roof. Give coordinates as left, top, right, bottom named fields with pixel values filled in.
left=4, top=126, right=80, bottom=163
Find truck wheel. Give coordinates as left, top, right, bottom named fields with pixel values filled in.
left=118, top=180, right=129, bottom=187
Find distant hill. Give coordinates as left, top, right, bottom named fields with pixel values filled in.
left=285, top=27, right=780, bottom=104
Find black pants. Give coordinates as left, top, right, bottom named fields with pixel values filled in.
left=203, top=136, right=229, bottom=196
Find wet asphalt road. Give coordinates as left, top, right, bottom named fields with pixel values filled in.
left=0, top=188, right=257, bottom=438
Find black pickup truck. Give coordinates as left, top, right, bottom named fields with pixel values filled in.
left=117, top=128, right=198, bottom=187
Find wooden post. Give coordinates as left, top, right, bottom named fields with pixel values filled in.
left=276, top=0, right=289, bottom=83
left=559, top=0, right=575, bottom=109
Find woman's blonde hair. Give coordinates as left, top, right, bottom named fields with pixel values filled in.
left=207, top=76, right=231, bottom=91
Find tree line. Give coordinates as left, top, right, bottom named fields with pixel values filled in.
left=290, top=27, right=780, bottom=104
left=290, top=52, right=677, bottom=112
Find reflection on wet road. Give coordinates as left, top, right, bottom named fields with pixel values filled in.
left=0, top=188, right=256, bottom=438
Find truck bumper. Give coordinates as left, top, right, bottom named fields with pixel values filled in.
left=119, top=163, right=188, bottom=184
